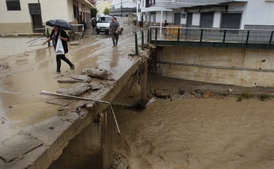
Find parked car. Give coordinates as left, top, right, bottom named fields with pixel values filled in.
left=96, top=15, right=112, bottom=35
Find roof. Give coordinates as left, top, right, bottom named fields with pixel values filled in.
left=162, top=0, right=247, bottom=9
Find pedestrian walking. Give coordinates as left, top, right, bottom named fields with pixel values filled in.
left=109, top=16, right=120, bottom=47
left=82, top=19, right=87, bottom=31
left=43, top=25, right=74, bottom=73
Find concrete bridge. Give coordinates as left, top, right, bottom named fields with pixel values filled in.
left=0, top=27, right=150, bottom=169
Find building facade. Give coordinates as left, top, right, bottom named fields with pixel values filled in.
left=140, top=0, right=274, bottom=29
left=96, top=0, right=112, bottom=16
left=0, top=0, right=94, bottom=34
left=109, top=0, right=138, bottom=16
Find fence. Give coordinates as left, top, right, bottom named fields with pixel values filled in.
left=133, top=28, right=150, bottom=55
left=149, top=26, right=274, bottom=46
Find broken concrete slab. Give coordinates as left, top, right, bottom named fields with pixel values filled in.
left=0, top=133, right=43, bottom=163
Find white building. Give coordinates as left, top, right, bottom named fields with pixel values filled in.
left=140, top=0, right=274, bottom=29
left=0, top=0, right=94, bottom=34
left=109, top=0, right=138, bottom=16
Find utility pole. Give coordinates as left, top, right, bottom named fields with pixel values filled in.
left=121, top=0, right=122, bottom=16
left=136, top=0, right=138, bottom=21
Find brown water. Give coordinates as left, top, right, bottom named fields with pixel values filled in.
left=111, top=97, right=274, bottom=169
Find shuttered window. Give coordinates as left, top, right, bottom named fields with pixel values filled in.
left=200, top=12, right=214, bottom=28
left=6, top=0, right=21, bottom=11
left=221, top=13, right=241, bottom=29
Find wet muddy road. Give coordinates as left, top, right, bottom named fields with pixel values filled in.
left=0, top=25, right=138, bottom=143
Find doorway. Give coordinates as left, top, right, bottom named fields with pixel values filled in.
left=174, top=13, right=181, bottom=25
left=31, top=14, right=43, bottom=33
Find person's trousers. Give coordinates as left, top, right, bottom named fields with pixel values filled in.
left=112, top=33, right=119, bottom=46
left=56, top=54, right=73, bottom=72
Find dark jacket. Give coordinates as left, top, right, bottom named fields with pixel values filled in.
left=50, top=29, right=69, bottom=54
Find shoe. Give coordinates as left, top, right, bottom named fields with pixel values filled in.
left=56, top=71, right=61, bottom=74
left=112, top=45, right=115, bottom=47
left=70, top=64, right=75, bottom=70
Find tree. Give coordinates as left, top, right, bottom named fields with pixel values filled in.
left=103, top=8, right=110, bottom=15
left=90, top=8, right=98, bottom=18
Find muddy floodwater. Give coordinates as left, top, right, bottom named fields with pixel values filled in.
left=111, top=94, right=274, bottom=169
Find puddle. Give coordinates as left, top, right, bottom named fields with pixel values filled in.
left=0, top=37, right=48, bottom=56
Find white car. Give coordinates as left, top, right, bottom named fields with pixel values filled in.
left=96, top=16, right=112, bottom=35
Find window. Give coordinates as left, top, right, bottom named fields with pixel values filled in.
left=6, top=0, right=21, bottom=11
left=97, top=17, right=112, bottom=23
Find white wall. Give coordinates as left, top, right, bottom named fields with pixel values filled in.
left=0, top=0, right=90, bottom=24
left=67, top=0, right=74, bottom=21
left=242, top=0, right=274, bottom=28
left=41, top=0, right=72, bottom=23
left=226, top=1, right=274, bottom=29
left=166, top=11, right=173, bottom=24
left=213, top=12, right=221, bottom=28
left=138, top=0, right=274, bottom=28
left=192, top=13, right=200, bottom=26
left=0, top=0, right=39, bottom=23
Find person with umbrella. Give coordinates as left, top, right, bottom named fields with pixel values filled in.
left=43, top=20, right=74, bottom=73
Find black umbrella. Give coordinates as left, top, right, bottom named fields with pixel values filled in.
left=46, top=19, right=74, bottom=30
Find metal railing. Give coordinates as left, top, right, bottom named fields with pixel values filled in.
left=132, top=27, right=274, bottom=55
left=133, top=28, right=150, bottom=55
left=148, top=26, right=274, bottom=46
left=33, top=24, right=84, bottom=47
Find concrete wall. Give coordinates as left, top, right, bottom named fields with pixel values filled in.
left=0, top=0, right=37, bottom=33
left=0, top=0, right=36, bottom=23
left=41, top=0, right=72, bottom=23
left=160, top=46, right=274, bottom=87
left=0, top=23, right=34, bottom=34
left=0, top=0, right=72, bottom=33
left=242, top=0, right=274, bottom=28
left=48, top=116, right=103, bottom=169
left=0, top=0, right=91, bottom=34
